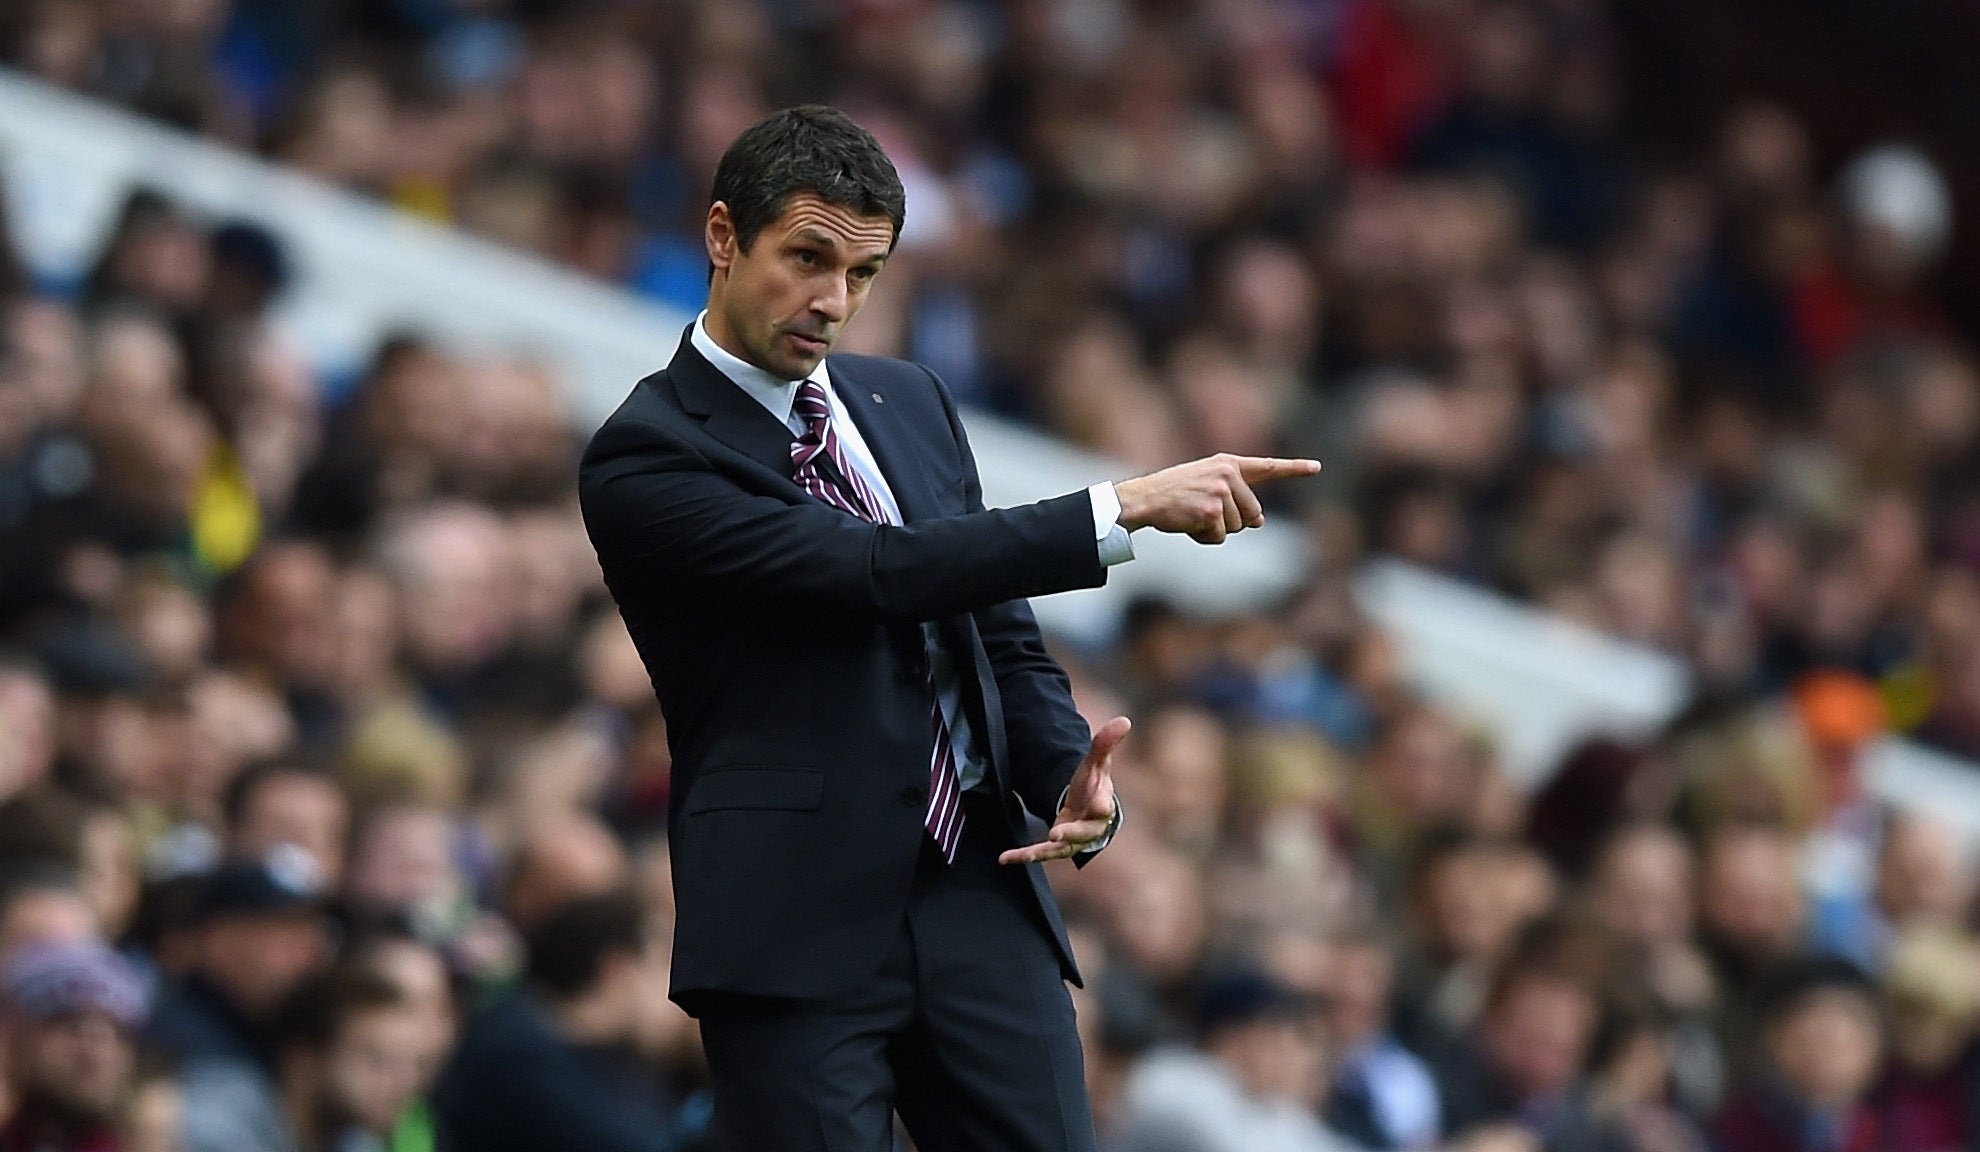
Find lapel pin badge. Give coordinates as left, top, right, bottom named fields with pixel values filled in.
left=872, top=393, right=885, bottom=403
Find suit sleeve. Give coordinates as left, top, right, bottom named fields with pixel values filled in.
left=579, top=412, right=1108, bottom=624
left=927, top=371, right=1114, bottom=858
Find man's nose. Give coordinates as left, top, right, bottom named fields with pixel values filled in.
left=812, top=277, right=850, bottom=323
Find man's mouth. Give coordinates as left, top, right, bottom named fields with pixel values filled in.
left=786, top=332, right=830, bottom=356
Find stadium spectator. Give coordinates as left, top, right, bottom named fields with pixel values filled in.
left=221, top=759, right=350, bottom=888
left=344, top=930, right=458, bottom=1087
left=0, top=2, right=1976, bottom=1149
left=1871, top=926, right=1980, bottom=1150
left=1437, top=955, right=1628, bottom=1152
left=0, top=942, right=150, bottom=1152
left=147, top=850, right=332, bottom=1152
left=1712, top=958, right=1886, bottom=1152
left=1321, top=928, right=1444, bottom=1150
left=1112, top=967, right=1359, bottom=1152
left=1695, top=823, right=1809, bottom=1071
left=432, top=890, right=677, bottom=1152
left=271, top=967, right=437, bottom=1152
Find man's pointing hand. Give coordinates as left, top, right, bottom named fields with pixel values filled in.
left=1113, top=454, right=1322, bottom=544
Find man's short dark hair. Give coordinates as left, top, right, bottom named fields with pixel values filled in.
left=222, top=757, right=338, bottom=833
left=276, top=966, right=405, bottom=1054
left=523, top=890, right=645, bottom=1001
left=708, top=105, right=906, bottom=257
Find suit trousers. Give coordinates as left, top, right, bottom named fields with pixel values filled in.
left=696, top=787, right=1099, bottom=1152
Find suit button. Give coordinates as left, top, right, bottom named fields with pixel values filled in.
left=899, top=786, right=926, bottom=808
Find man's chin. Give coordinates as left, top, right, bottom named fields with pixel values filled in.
left=770, top=354, right=824, bottom=380
left=778, top=329, right=833, bottom=367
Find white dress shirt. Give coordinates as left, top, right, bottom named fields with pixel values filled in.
left=690, top=316, right=1131, bottom=839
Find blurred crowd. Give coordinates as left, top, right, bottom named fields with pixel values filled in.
left=2, top=1, right=1980, bottom=1151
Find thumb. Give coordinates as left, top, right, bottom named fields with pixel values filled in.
left=1084, top=716, right=1132, bottom=769
left=1082, top=760, right=1114, bottom=814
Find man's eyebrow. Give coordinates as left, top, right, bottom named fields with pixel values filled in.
left=791, top=226, right=890, bottom=262
left=791, top=227, right=842, bottom=250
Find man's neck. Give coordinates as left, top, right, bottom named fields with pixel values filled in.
left=700, top=303, right=757, bottom=370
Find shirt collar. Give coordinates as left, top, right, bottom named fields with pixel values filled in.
left=690, top=310, right=831, bottom=427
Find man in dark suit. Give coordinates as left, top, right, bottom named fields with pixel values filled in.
left=578, top=105, right=1319, bottom=1152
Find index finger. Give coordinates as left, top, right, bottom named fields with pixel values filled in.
left=1234, top=457, right=1323, bottom=483
left=1000, top=841, right=1078, bottom=865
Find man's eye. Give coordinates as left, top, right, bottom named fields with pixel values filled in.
left=795, top=250, right=817, bottom=266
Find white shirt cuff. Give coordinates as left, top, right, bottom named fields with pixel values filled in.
left=1088, top=482, right=1135, bottom=567
left=1057, top=784, right=1122, bottom=855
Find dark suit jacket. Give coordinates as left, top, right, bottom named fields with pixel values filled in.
left=578, top=335, right=1110, bottom=1010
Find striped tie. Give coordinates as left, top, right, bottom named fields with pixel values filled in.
left=791, top=378, right=966, bottom=864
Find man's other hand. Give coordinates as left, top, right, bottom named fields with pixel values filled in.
left=1113, top=454, right=1321, bottom=544
left=999, top=716, right=1128, bottom=866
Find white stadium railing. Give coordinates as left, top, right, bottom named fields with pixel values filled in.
left=1354, top=559, right=1694, bottom=788
left=3, top=66, right=1974, bottom=823
left=0, top=66, right=1310, bottom=644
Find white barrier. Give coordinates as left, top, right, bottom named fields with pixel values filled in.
left=6, top=68, right=1976, bottom=819
left=0, top=67, right=1309, bottom=643
left=1353, top=558, right=1694, bottom=787
left=1354, top=558, right=1980, bottom=846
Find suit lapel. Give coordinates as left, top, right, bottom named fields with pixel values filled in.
left=663, top=331, right=798, bottom=481
left=664, top=335, right=946, bottom=527
left=829, top=359, right=941, bottom=523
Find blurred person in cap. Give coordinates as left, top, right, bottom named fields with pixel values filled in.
left=150, top=847, right=333, bottom=1152
left=1712, top=957, right=1885, bottom=1152
left=1110, top=967, right=1360, bottom=1152
left=579, top=104, right=1320, bottom=1152
left=36, top=622, right=156, bottom=803
left=146, top=845, right=330, bottom=1072
left=0, top=941, right=150, bottom=1152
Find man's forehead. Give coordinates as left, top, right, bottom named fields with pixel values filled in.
left=773, top=194, right=895, bottom=254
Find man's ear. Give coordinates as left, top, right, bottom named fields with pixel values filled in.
left=706, top=202, right=736, bottom=272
